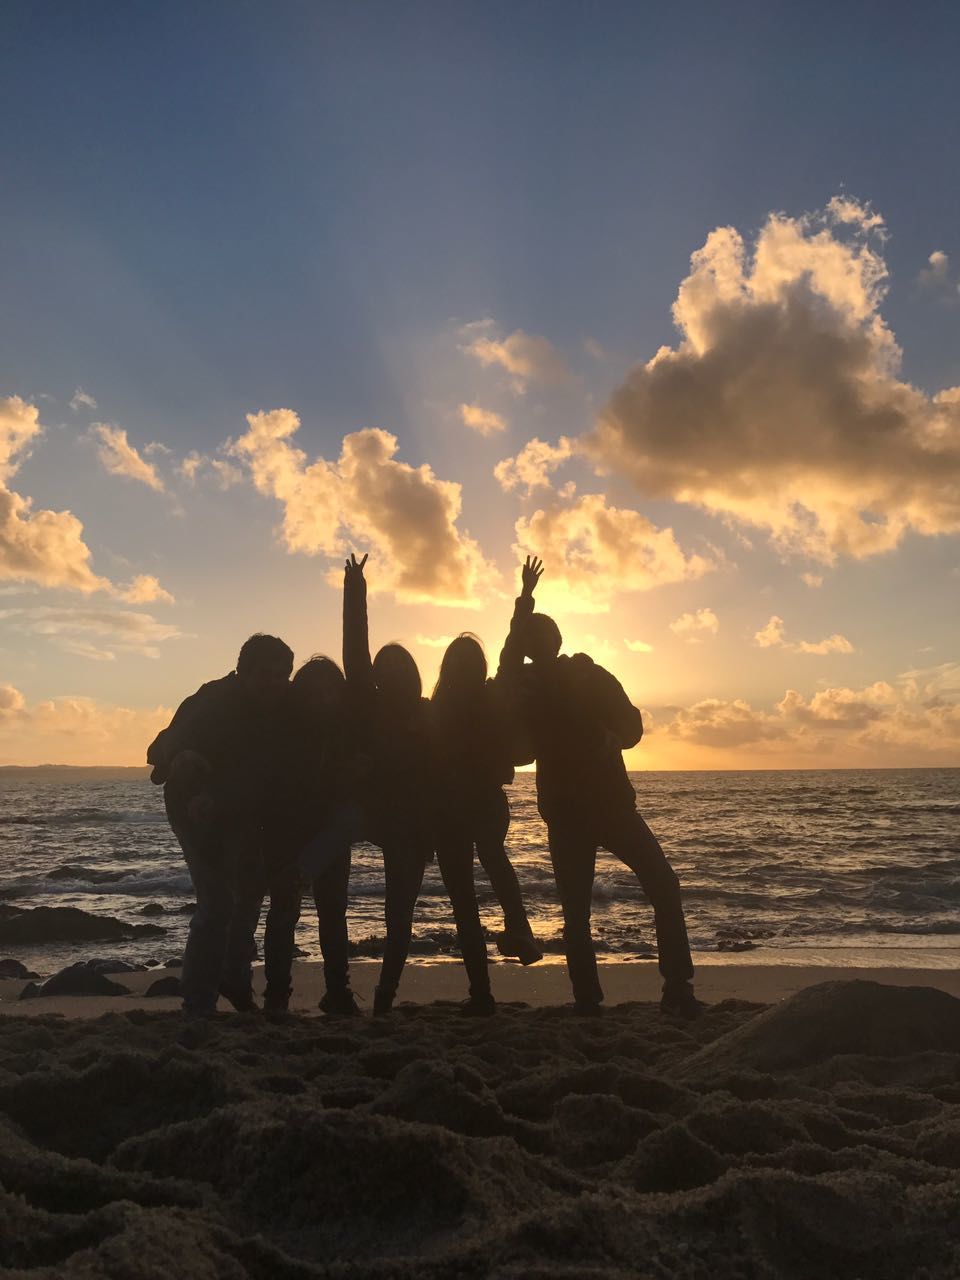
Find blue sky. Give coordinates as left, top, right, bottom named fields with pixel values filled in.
left=1, top=1, right=958, bottom=765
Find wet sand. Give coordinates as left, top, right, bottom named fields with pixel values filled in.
left=1, top=964, right=960, bottom=1277
left=2, top=957, right=960, bottom=1018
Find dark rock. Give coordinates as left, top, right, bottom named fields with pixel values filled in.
left=145, top=975, right=183, bottom=997
left=46, top=864, right=129, bottom=884
left=0, top=958, right=34, bottom=979
left=139, top=903, right=164, bottom=916
left=19, top=962, right=131, bottom=999
left=84, top=958, right=146, bottom=975
left=0, top=906, right=165, bottom=945
left=178, top=902, right=197, bottom=914
left=164, top=958, right=183, bottom=969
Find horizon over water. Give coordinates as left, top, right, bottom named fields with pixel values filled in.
left=1, top=767, right=957, bottom=978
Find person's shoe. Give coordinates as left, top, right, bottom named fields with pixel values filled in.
left=573, top=999, right=604, bottom=1018
left=319, top=988, right=361, bottom=1017
left=372, top=986, right=395, bottom=1016
left=263, top=986, right=291, bottom=1014
left=219, top=983, right=259, bottom=1013
left=660, top=981, right=704, bottom=1021
left=460, top=991, right=496, bottom=1017
left=498, top=930, right=544, bottom=966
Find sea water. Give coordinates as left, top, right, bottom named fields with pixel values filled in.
left=1, top=768, right=957, bottom=977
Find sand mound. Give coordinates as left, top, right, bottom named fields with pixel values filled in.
left=683, top=980, right=960, bottom=1075
left=0, top=981, right=958, bottom=1277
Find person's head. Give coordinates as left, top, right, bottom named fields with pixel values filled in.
left=291, top=655, right=345, bottom=715
left=523, top=613, right=562, bottom=665
left=236, top=633, right=294, bottom=704
left=432, top=633, right=487, bottom=702
left=373, top=643, right=422, bottom=711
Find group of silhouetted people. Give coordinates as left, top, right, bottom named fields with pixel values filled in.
left=147, top=557, right=701, bottom=1020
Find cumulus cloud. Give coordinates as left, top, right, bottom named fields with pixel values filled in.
left=0, top=395, right=112, bottom=593
left=801, top=571, right=824, bottom=588
left=658, top=666, right=959, bottom=761
left=494, top=437, right=576, bottom=496
left=92, top=424, right=165, bottom=492
left=229, top=409, right=495, bottom=605
left=754, top=613, right=854, bottom=654
left=118, top=574, right=175, bottom=605
left=179, top=451, right=243, bottom=489
left=588, top=198, right=960, bottom=564
left=625, top=638, right=654, bottom=653
left=0, top=606, right=183, bottom=661
left=458, top=404, right=507, bottom=436
left=415, top=634, right=455, bottom=649
left=0, top=685, right=172, bottom=766
left=669, top=607, right=719, bottom=641
left=70, top=387, right=98, bottom=412
left=512, top=492, right=713, bottom=613
left=460, top=320, right=569, bottom=392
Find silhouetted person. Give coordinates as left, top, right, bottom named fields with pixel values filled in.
left=262, top=656, right=359, bottom=1015
left=147, top=634, right=294, bottom=1017
left=432, top=632, right=542, bottom=1015
left=343, top=553, right=433, bottom=1014
left=500, top=560, right=700, bottom=1019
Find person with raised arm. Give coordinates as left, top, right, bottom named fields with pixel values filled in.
left=342, top=552, right=433, bottom=1014
left=431, top=598, right=543, bottom=1015
left=498, top=559, right=701, bottom=1019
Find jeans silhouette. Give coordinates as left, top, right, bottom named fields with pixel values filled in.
left=377, top=841, right=429, bottom=997
left=547, top=808, right=693, bottom=1005
left=313, top=848, right=352, bottom=993
left=171, top=816, right=262, bottom=1014
left=437, top=790, right=532, bottom=997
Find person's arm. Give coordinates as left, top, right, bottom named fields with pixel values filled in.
left=496, top=555, right=543, bottom=681
left=594, top=666, right=644, bottom=749
left=342, top=553, right=374, bottom=695
left=146, top=683, right=217, bottom=784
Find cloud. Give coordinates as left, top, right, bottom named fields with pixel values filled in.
left=625, top=638, right=654, bottom=653
left=0, top=395, right=112, bottom=593
left=657, top=665, right=960, bottom=761
left=415, top=634, right=455, bottom=649
left=754, top=613, right=854, bottom=654
left=92, top=424, right=165, bottom=492
left=229, top=409, right=495, bottom=606
left=460, top=320, right=569, bottom=392
left=917, top=250, right=958, bottom=298
left=512, top=492, right=713, bottom=613
left=0, top=606, right=183, bottom=660
left=669, top=607, right=719, bottom=641
left=179, top=451, right=242, bottom=489
left=118, top=574, right=175, bottom=605
left=494, top=437, right=576, bottom=496
left=0, top=684, right=26, bottom=716
left=70, top=387, right=98, bottom=412
left=0, top=685, right=173, bottom=766
left=587, top=198, right=960, bottom=564
left=801, top=571, right=823, bottom=588
left=458, top=404, right=507, bottom=436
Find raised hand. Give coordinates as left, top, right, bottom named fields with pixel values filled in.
left=520, top=554, right=543, bottom=598
left=343, top=552, right=369, bottom=596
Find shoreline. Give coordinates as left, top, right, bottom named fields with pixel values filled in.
left=3, top=956, right=960, bottom=1018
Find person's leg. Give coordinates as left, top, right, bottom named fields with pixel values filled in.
left=313, top=846, right=354, bottom=1010
left=547, top=824, right=603, bottom=1008
left=436, top=833, right=491, bottom=1002
left=602, top=809, right=695, bottom=999
left=475, top=791, right=541, bottom=963
left=220, top=829, right=265, bottom=1008
left=375, top=842, right=427, bottom=1010
left=263, top=839, right=302, bottom=1008
left=170, top=818, right=234, bottom=1016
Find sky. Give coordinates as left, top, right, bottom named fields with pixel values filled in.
left=1, top=0, right=958, bottom=768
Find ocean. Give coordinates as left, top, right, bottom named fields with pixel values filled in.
left=1, top=768, right=958, bottom=978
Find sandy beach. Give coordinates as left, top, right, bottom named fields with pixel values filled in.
left=2, top=962, right=960, bottom=1278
